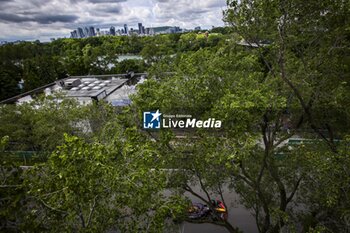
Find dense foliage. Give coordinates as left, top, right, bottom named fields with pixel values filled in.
left=0, top=1, right=350, bottom=232
left=0, top=30, right=229, bottom=101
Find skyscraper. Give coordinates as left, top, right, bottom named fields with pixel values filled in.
left=89, top=26, right=95, bottom=37
left=110, top=26, right=116, bottom=36
left=124, top=24, right=128, bottom=35
left=77, top=27, right=85, bottom=38
left=149, top=28, right=155, bottom=35
left=84, top=27, right=89, bottom=37
left=70, top=30, right=78, bottom=38
left=138, top=23, right=144, bottom=34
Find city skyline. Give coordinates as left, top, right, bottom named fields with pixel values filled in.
left=0, top=0, right=227, bottom=42
left=69, top=23, right=185, bottom=39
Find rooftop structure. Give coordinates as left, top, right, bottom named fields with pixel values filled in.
left=1, top=72, right=146, bottom=106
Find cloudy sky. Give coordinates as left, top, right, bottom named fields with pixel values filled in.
left=0, top=0, right=227, bottom=42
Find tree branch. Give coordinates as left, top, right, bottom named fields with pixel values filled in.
left=286, top=176, right=302, bottom=204
left=86, top=195, right=98, bottom=227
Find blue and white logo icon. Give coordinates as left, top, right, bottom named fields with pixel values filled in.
left=143, top=110, right=162, bottom=129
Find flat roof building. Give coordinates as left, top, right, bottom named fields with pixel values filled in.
left=1, top=73, right=146, bottom=106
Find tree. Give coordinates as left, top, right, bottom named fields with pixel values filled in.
left=0, top=62, right=22, bottom=100
left=111, top=59, right=146, bottom=74
left=131, top=47, right=265, bottom=233
left=0, top=136, right=31, bottom=232
left=225, top=0, right=350, bottom=150
left=1, top=120, right=187, bottom=232
left=24, top=128, right=186, bottom=232
left=23, top=56, right=65, bottom=91
left=0, top=94, right=115, bottom=154
left=140, top=35, right=175, bottom=63
left=131, top=25, right=350, bottom=232
left=224, top=0, right=350, bottom=231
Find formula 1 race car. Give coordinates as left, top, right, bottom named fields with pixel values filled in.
left=188, top=203, right=210, bottom=219
left=187, top=200, right=228, bottom=221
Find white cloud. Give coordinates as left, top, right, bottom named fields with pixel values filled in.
left=0, top=0, right=227, bottom=41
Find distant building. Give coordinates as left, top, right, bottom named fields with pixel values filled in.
left=84, top=27, right=89, bottom=37
left=138, top=23, right=144, bottom=34
left=1, top=73, right=145, bottom=107
left=124, top=24, right=128, bottom=35
left=70, top=30, right=78, bottom=38
left=146, top=27, right=155, bottom=35
left=70, top=26, right=97, bottom=38
left=129, top=28, right=139, bottom=35
left=146, top=26, right=180, bottom=35
left=89, top=26, right=95, bottom=37
left=110, top=26, right=116, bottom=36
left=69, top=24, right=183, bottom=38
left=77, top=27, right=85, bottom=38
left=165, top=27, right=181, bottom=34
